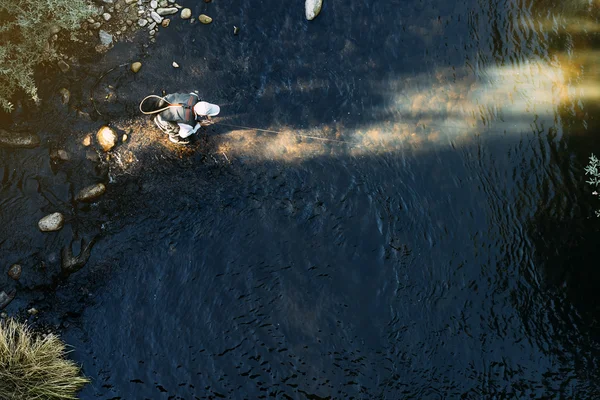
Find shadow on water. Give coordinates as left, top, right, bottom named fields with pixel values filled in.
left=2, top=0, right=600, bottom=397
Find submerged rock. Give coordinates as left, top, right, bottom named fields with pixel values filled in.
left=7, top=264, right=21, bottom=281
left=96, top=126, right=117, bottom=151
left=198, top=14, right=212, bottom=24
left=38, top=212, right=65, bottom=232
left=172, top=61, right=180, bottom=68
left=75, top=183, right=106, bottom=202
left=131, top=61, right=142, bottom=73
left=305, top=0, right=323, bottom=20
left=62, top=237, right=97, bottom=276
left=0, top=129, right=40, bottom=149
left=0, top=290, right=16, bottom=310
left=162, top=18, right=170, bottom=27
left=58, top=60, right=70, bottom=73
left=59, top=88, right=70, bottom=105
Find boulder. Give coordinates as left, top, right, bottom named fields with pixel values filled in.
left=131, top=62, right=142, bottom=73
left=180, top=8, right=191, bottom=19
left=75, top=183, right=106, bottom=202
left=198, top=14, right=212, bottom=24
left=0, top=129, right=40, bottom=149
left=38, top=212, right=65, bottom=232
left=96, top=126, right=117, bottom=151
left=7, top=264, right=21, bottom=280
left=305, top=0, right=323, bottom=20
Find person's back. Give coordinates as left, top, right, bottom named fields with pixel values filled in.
left=150, top=92, right=220, bottom=145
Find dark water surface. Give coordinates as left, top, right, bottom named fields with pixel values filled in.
left=3, top=0, right=600, bottom=398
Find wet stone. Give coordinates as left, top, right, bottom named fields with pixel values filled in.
left=148, top=21, right=157, bottom=29
left=0, top=290, right=16, bottom=310
left=157, top=7, right=177, bottom=15
left=59, top=88, right=70, bottom=105
left=7, top=264, right=21, bottom=281
left=38, top=212, right=65, bottom=232
left=180, top=8, right=191, bottom=19
left=76, top=183, right=106, bottom=202
left=161, top=18, right=170, bottom=27
left=131, top=62, right=142, bottom=73
left=138, top=18, right=148, bottom=26
left=198, top=14, right=212, bottom=24
left=96, top=126, right=117, bottom=151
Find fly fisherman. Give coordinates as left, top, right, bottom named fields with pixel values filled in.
left=152, top=92, right=220, bottom=144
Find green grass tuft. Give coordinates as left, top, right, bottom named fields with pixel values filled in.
left=0, top=319, right=89, bottom=399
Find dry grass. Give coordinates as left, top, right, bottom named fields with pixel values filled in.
left=0, top=319, right=89, bottom=400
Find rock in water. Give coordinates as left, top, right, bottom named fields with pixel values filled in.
left=7, top=264, right=21, bottom=280
left=38, top=212, right=65, bottom=232
left=305, top=0, right=323, bottom=20
left=0, top=129, right=40, bottom=148
left=157, top=7, right=177, bottom=15
left=180, top=8, right=191, bottom=19
left=131, top=61, right=142, bottom=73
left=96, top=126, right=117, bottom=151
left=75, top=183, right=106, bottom=202
left=0, top=290, right=16, bottom=310
left=198, top=14, right=212, bottom=24
left=62, top=237, right=97, bottom=276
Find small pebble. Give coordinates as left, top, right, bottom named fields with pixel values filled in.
left=138, top=18, right=148, bottom=26
left=161, top=19, right=170, bottom=27
left=172, top=61, right=179, bottom=68
left=103, top=12, right=112, bottom=21
left=28, top=308, right=38, bottom=316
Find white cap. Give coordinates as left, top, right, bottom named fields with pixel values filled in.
left=194, top=101, right=220, bottom=117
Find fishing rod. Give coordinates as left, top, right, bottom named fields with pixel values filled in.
left=214, top=122, right=363, bottom=146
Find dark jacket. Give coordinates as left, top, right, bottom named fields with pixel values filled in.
left=158, top=93, right=200, bottom=126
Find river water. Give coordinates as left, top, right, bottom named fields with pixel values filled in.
left=2, top=0, right=600, bottom=398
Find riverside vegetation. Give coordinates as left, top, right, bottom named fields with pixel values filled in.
left=0, top=319, right=89, bottom=399
left=0, top=0, right=94, bottom=112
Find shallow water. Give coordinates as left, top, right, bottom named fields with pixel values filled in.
left=2, top=0, right=600, bottom=398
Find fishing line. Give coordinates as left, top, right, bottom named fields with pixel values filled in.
left=214, top=122, right=363, bottom=147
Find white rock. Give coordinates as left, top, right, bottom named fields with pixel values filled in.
left=148, top=21, right=157, bottom=29
left=180, top=8, right=191, bottom=19
left=149, top=29, right=156, bottom=35
left=76, top=183, right=106, bottom=202
left=125, top=0, right=136, bottom=4
left=96, top=126, right=117, bottom=151
left=172, top=61, right=179, bottom=68
left=38, top=213, right=65, bottom=232
left=138, top=18, right=148, bottom=26
left=151, top=11, right=163, bottom=23
left=99, top=30, right=113, bottom=45
left=305, top=0, right=323, bottom=20
left=102, top=12, right=112, bottom=21
left=150, top=0, right=157, bottom=8
left=157, top=7, right=177, bottom=15
left=102, top=0, right=114, bottom=3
